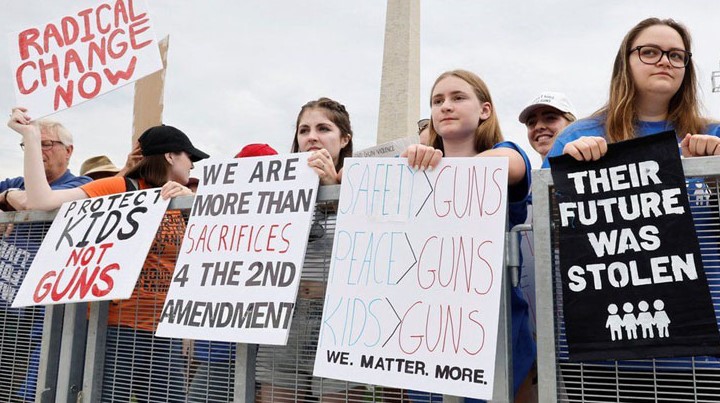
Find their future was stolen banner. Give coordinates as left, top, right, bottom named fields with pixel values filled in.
left=313, top=157, right=508, bottom=400
left=155, top=154, right=319, bottom=345
left=8, top=0, right=162, bottom=118
left=549, top=131, right=720, bottom=361
left=12, top=189, right=169, bottom=307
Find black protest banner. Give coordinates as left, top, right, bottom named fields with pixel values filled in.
left=549, top=131, right=720, bottom=361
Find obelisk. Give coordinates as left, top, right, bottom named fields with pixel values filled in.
left=376, top=0, right=420, bottom=145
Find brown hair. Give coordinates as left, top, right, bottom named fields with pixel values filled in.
left=428, top=70, right=503, bottom=154
left=126, top=154, right=173, bottom=188
left=291, top=97, right=353, bottom=171
left=597, top=17, right=707, bottom=142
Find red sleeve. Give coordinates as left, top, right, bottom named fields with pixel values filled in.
left=80, top=177, right=126, bottom=198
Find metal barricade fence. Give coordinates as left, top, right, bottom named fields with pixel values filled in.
left=0, top=185, right=518, bottom=403
left=533, top=158, right=720, bottom=403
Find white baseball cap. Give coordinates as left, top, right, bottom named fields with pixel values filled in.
left=518, top=91, right=577, bottom=124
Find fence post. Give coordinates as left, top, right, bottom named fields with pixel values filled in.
left=36, top=305, right=64, bottom=403
left=80, top=301, right=109, bottom=402
left=55, top=302, right=88, bottom=402
left=532, top=169, right=558, bottom=403
left=234, top=343, right=257, bottom=403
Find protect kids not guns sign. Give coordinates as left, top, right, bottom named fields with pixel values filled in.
left=155, top=154, right=319, bottom=345
left=8, top=0, right=162, bottom=118
left=313, top=157, right=508, bottom=400
left=549, top=131, right=720, bottom=361
left=12, top=189, right=170, bottom=307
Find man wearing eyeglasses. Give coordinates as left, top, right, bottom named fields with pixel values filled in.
left=0, top=119, right=91, bottom=211
left=0, top=118, right=91, bottom=402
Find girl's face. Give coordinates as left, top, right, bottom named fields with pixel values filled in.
left=525, top=106, right=573, bottom=157
left=431, top=76, right=490, bottom=142
left=167, top=151, right=193, bottom=185
left=296, top=108, right=349, bottom=166
left=629, top=24, right=686, bottom=102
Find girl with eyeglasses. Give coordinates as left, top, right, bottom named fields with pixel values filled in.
left=403, top=70, right=535, bottom=402
left=542, top=18, right=720, bottom=164
left=541, top=18, right=720, bottom=401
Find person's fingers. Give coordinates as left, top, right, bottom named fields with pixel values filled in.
left=418, top=147, right=435, bottom=170
left=563, top=137, right=607, bottom=161
left=405, top=145, right=418, bottom=168
left=680, top=134, right=692, bottom=157
left=429, top=149, right=443, bottom=169
left=597, top=137, right=608, bottom=158
left=563, top=143, right=583, bottom=161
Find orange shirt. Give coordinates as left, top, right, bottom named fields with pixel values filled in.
left=81, top=177, right=184, bottom=332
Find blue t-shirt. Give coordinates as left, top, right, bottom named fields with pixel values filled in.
left=542, top=117, right=720, bottom=167
left=541, top=117, right=720, bottom=369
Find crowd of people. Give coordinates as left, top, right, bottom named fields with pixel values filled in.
left=1, top=16, right=719, bottom=403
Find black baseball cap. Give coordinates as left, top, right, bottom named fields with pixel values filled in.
left=138, top=125, right=209, bottom=162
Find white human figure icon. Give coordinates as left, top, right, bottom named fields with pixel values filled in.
left=621, top=302, right=638, bottom=340
left=605, top=303, right=624, bottom=341
left=636, top=300, right=655, bottom=339
left=653, top=299, right=671, bottom=338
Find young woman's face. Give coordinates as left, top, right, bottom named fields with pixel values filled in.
left=167, top=151, right=194, bottom=184
left=629, top=24, right=686, bottom=102
left=525, top=106, right=573, bottom=157
left=296, top=108, right=349, bottom=166
left=431, top=76, right=488, bottom=141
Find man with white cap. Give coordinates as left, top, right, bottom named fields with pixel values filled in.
left=518, top=91, right=577, bottom=159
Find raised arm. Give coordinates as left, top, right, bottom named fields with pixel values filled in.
left=7, top=108, right=87, bottom=211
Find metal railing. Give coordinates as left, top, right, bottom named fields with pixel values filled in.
left=0, top=185, right=519, bottom=403
left=533, top=157, right=720, bottom=403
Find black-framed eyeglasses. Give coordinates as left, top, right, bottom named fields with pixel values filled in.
left=417, top=118, right=430, bottom=133
left=19, top=140, right=65, bottom=151
left=629, top=45, right=691, bottom=68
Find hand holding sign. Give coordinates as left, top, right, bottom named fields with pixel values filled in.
left=562, top=136, right=608, bottom=162
left=680, top=133, right=720, bottom=157
left=400, top=144, right=443, bottom=170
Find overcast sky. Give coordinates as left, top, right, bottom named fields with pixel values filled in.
left=2, top=1, right=719, bottom=178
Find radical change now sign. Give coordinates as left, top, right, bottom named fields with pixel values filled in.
left=549, top=131, right=720, bottom=361
left=12, top=189, right=170, bottom=307
left=313, top=157, right=508, bottom=400
left=155, top=154, right=318, bottom=345
left=8, top=0, right=162, bottom=118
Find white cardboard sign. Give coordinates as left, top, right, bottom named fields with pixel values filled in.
left=313, top=157, right=508, bottom=400
left=8, top=0, right=162, bottom=118
left=12, top=189, right=170, bottom=307
left=155, top=154, right=319, bottom=345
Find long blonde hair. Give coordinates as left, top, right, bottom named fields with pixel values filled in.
left=428, top=70, right=503, bottom=154
left=597, top=18, right=707, bottom=143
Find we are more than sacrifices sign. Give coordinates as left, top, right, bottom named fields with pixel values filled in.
left=549, top=131, right=720, bottom=361
left=314, top=157, right=508, bottom=400
left=12, top=189, right=169, bottom=307
left=8, top=0, right=162, bottom=118
left=156, top=154, right=318, bottom=345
